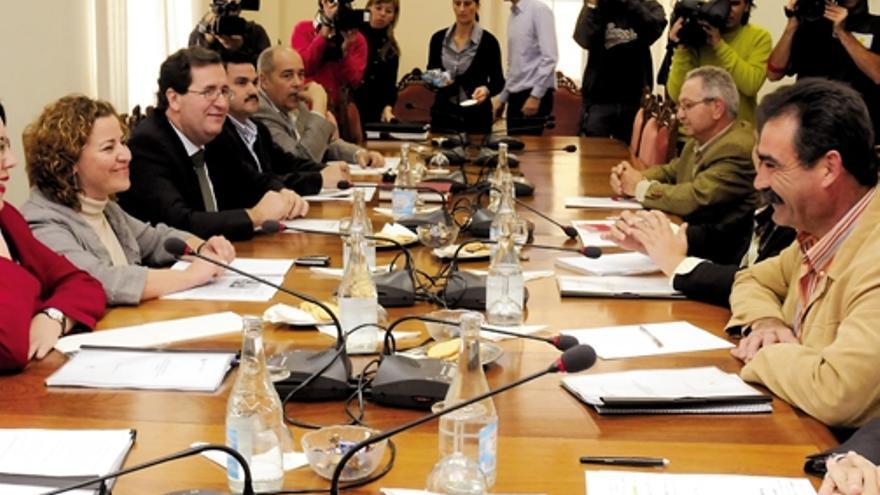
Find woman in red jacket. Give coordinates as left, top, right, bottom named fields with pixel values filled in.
left=0, top=102, right=106, bottom=371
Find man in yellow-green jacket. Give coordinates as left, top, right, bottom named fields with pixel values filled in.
left=666, top=0, right=771, bottom=124
left=611, top=66, right=757, bottom=264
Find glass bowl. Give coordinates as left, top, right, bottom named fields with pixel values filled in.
left=424, top=309, right=470, bottom=342
left=417, top=222, right=460, bottom=249
left=300, top=425, right=386, bottom=481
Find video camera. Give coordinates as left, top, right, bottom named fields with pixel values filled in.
left=208, top=0, right=260, bottom=37
left=321, top=0, right=370, bottom=32
left=672, top=0, right=731, bottom=47
left=791, top=0, right=830, bottom=22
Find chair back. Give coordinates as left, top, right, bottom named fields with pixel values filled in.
left=393, top=69, right=434, bottom=123
left=546, top=71, right=581, bottom=136
left=633, top=94, right=679, bottom=166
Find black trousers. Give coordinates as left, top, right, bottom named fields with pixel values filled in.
left=506, top=89, right=554, bottom=135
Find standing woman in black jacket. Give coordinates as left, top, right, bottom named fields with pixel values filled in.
left=355, top=0, right=401, bottom=125
left=428, top=0, right=505, bottom=135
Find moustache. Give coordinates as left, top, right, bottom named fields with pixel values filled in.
left=759, top=188, right=784, bottom=205
left=245, top=95, right=258, bottom=103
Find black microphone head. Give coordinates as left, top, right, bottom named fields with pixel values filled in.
left=580, top=246, right=602, bottom=258
left=261, top=220, right=284, bottom=234
left=164, top=237, right=190, bottom=257
left=552, top=345, right=597, bottom=373
left=553, top=334, right=580, bottom=351
left=562, top=144, right=577, bottom=152
left=337, top=180, right=352, bottom=190
left=563, top=226, right=579, bottom=239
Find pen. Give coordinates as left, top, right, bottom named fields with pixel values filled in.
left=579, top=456, right=669, bottom=467
left=637, top=325, right=664, bottom=348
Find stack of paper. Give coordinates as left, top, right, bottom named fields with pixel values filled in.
left=561, top=321, right=733, bottom=359
left=565, top=196, right=643, bottom=209
left=570, top=220, right=619, bottom=248
left=163, top=258, right=294, bottom=302
left=586, top=471, right=817, bottom=495
left=0, top=428, right=135, bottom=494
left=555, top=252, right=660, bottom=276
left=557, top=275, right=683, bottom=298
left=282, top=218, right=342, bottom=234
left=562, top=367, right=772, bottom=415
left=303, top=184, right=376, bottom=202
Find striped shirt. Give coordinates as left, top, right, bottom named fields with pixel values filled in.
left=793, top=187, right=877, bottom=336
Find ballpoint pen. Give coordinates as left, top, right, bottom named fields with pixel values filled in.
left=638, top=325, right=664, bottom=348
left=579, top=456, right=669, bottom=467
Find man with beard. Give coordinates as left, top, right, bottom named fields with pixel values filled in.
left=727, top=78, right=880, bottom=428
left=206, top=50, right=350, bottom=196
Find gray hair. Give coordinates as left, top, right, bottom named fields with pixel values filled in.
left=685, top=66, right=739, bottom=119
left=257, top=45, right=297, bottom=75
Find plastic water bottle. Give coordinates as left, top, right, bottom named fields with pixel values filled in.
left=486, top=222, right=525, bottom=326
left=338, top=225, right=379, bottom=353
left=488, top=142, right=513, bottom=212
left=342, top=188, right=376, bottom=270
left=226, top=316, right=285, bottom=493
left=434, top=312, right=498, bottom=488
left=391, top=143, right=418, bottom=217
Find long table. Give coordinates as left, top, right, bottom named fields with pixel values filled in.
left=0, top=137, right=836, bottom=494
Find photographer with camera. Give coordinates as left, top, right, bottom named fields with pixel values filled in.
left=291, top=0, right=368, bottom=113
left=767, top=0, right=880, bottom=143
left=189, top=0, right=270, bottom=61
left=666, top=0, right=771, bottom=124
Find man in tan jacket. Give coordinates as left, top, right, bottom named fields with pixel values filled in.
left=728, top=78, right=880, bottom=428
left=610, top=66, right=757, bottom=264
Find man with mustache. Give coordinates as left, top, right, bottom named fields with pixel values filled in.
left=610, top=66, right=758, bottom=265
left=206, top=50, right=350, bottom=196
left=119, top=47, right=309, bottom=241
left=727, top=78, right=880, bottom=428
left=253, top=45, right=384, bottom=167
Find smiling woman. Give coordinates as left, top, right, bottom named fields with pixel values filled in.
left=19, top=95, right=237, bottom=307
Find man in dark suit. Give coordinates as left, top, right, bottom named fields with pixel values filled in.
left=119, top=47, right=309, bottom=241
left=208, top=50, right=350, bottom=196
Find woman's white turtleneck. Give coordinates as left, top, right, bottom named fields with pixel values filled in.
left=77, top=195, right=128, bottom=267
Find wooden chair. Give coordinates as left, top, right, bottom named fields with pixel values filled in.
left=546, top=71, right=581, bottom=136
left=392, top=69, right=434, bottom=124
left=637, top=98, right=678, bottom=167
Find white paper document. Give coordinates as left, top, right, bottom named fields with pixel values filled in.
left=562, top=321, right=733, bottom=359
left=192, top=442, right=308, bottom=472
left=282, top=218, right=342, bottom=234
left=565, top=196, right=643, bottom=209
left=303, top=184, right=376, bottom=202
left=555, top=252, right=660, bottom=276
left=46, top=347, right=236, bottom=391
left=56, top=312, right=243, bottom=354
left=162, top=258, right=293, bottom=302
left=378, top=189, right=446, bottom=203
left=585, top=471, right=817, bottom=495
left=570, top=220, right=619, bottom=248
left=557, top=275, right=683, bottom=298
left=463, top=269, right=554, bottom=282
left=0, top=428, right=134, bottom=495
left=350, top=157, right=396, bottom=176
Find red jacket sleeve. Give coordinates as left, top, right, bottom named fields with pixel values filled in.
left=339, top=31, right=367, bottom=88
left=0, top=205, right=106, bottom=371
left=291, top=21, right=326, bottom=74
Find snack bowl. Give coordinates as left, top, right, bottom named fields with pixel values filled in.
left=416, top=222, right=460, bottom=249
left=424, top=309, right=470, bottom=342
left=301, top=425, right=387, bottom=481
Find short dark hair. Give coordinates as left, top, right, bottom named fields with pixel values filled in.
left=221, top=49, right=257, bottom=69
left=0, top=101, right=6, bottom=124
left=156, top=46, right=222, bottom=111
left=741, top=1, right=756, bottom=25
left=756, top=78, right=878, bottom=187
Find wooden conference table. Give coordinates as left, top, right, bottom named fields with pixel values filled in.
left=0, top=137, right=837, bottom=494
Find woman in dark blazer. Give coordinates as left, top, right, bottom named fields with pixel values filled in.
left=427, top=0, right=504, bottom=135
left=354, top=0, right=401, bottom=124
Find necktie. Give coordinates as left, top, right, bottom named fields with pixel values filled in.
left=191, top=149, right=218, bottom=213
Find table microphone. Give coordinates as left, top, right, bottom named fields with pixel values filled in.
left=261, top=220, right=417, bottom=307
left=46, top=443, right=253, bottom=495
left=336, top=180, right=454, bottom=230
left=482, top=118, right=557, bottom=150
left=163, top=238, right=352, bottom=401
left=475, top=143, right=577, bottom=170
left=469, top=183, right=578, bottom=238
left=328, top=344, right=598, bottom=495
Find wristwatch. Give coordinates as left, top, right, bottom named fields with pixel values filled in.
left=40, top=307, right=68, bottom=335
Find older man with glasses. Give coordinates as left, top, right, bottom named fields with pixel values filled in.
left=609, top=66, right=758, bottom=265
left=119, top=46, right=309, bottom=241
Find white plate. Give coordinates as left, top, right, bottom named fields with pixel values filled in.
left=459, top=98, right=479, bottom=107
left=374, top=223, right=419, bottom=249
left=262, top=303, right=332, bottom=327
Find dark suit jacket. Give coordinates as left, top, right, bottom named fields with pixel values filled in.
left=804, top=417, right=880, bottom=476
left=673, top=207, right=796, bottom=308
left=118, top=111, right=284, bottom=241
left=206, top=119, right=324, bottom=197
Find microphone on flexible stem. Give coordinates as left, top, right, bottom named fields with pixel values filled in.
left=261, top=220, right=417, bottom=307
left=329, top=344, right=598, bottom=495
left=475, top=143, right=578, bottom=170
left=336, top=180, right=454, bottom=230
left=46, top=444, right=253, bottom=495
left=163, top=238, right=352, bottom=401
left=442, top=238, right=601, bottom=310
left=482, top=117, right=557, bottom=150
left=468, top=184, right=578, bottom=238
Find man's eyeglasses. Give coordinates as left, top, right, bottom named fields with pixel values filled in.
left=186, top=86, right=234, bottom=102
left=678, top=97, right=716, bottom=112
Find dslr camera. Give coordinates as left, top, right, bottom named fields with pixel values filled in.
left=207, top=0, right=260, bottom=37
left=672, top=0, right=731, bottom=47
left=321, top=0, right=370, bottom=32
left=791, top=0, right=833, bottom=23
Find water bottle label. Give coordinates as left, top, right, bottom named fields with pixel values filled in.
left=391, top=190, right=417, bottom=217
left=340, top=297, right=379, bottom=352
left=478, top=420, right=497, bottom=478
left=226, top=421, right=253, bottom=480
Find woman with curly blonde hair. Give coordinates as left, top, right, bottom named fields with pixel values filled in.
left=21, top=95, right=236, bottom=306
